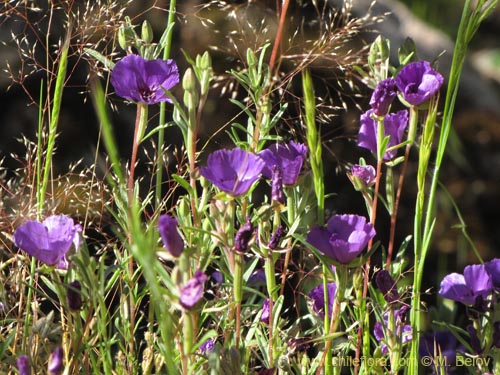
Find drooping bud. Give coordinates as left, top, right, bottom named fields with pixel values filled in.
left=66, top=280, right=83, bottom=311
left=234, top=217, right=254, bottom=252
left=158, top=214, right=184, bottom=257
left=271, top=165, right=285, bottom=204
left=268, top=225, right=284, bottom=250
left=375, top=270, right=400, bottom=304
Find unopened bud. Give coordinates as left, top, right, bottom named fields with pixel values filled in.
left=141, top=20, right=154, bottom=44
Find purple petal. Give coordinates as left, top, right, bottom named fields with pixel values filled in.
left=43, top=215, right=78, bottom=254
left=111, top=54, right=179, bottom=104
left=179, top=271, right=208, bottom=309
left=357, top=109, right=408, bottom=161
left=158, top=214, right=184, bottom=257
left=307, top=226, right=336, bottom=258
left=439, top=273, right=475, bottom=304
left=200, top=148, right=264, bottom=196
left=369, top=78, right=397, bottom=116
left=16, top=355, right=31, bottom=375
left=259, top=141, right=307, bottom=185
left=350, top=164, right=376, bottom=187
left=395, top=61, right=444, bottom=106
left=14, top=221, right=51, bottom=260
left=485, top=258, right=500, bottom=288
left=463, top=264, right=493, bottom=298
left=308, top=282, right=336, bottom=318
left=48, top=347, right=64, bottom=375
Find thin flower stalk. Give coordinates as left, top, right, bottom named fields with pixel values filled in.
left=386, top=106, right=419, bottom=269
left=155, top=0, right=177, bottom=208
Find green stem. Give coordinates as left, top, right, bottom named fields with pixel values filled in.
left=155, top=0, right=177, bottom=208
left=39, top=31, right=70, bottom=212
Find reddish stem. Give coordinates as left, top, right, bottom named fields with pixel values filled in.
left=269, top=0, right=290, bottom=72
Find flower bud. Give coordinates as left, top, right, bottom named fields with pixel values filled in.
left=268, top=225, right=284, bottom=250
left=375, top=270, right=400, bottom=304
left=271, top=165, right=285, bottom=204
left=67, top=280, right=83, bottom=311
left=48, top=347, right=63, bottom=375
left=179, top=271, right=207, bottom=309
left=141, top=20, right=154, bottom=44
left=158, top=214, right=184, bottom=257
left=118, top=20, right=138, bottom=52
left=234, top=217, right=254, bottom=252
left=16, top=355, right=30, bottom=375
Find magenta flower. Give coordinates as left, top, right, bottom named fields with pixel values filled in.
left=199, top=148, right=264, bottom=196
left=439, top=264, right=493, bottom=305
left=48, top=347, right=63, bottom=375
left=16, top=355, right=30, bottom=375
left=395, top=61, right=444, bottom=106
left=308, top=282, right=337, bottom=319
left=369, top=78, right=397, bottom=116
left=158, top=214, right=184, bottom=257
left=110, top=54, right=179, bottom=104
left=350, top=164, right=376, bottom=188
left=14, top=215, right=82, bottom=269
left=259, top=141, right=307, bottom=185
left=358, top=109, right=408, bottom=161
left=179, top=271, right=207, bottom=309
left=307, top=214, right=375, bottom=264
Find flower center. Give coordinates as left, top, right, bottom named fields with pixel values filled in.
left=139, top=86, right=157, bottom=102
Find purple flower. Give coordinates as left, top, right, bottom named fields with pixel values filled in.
left=485, top=258, right=500, bottom=288
left=158, top=214, right=184, bottom=257
left=179, top=271, right=207, bottom=309
left=466, top=325, right=482, bottom=354
left=14, top=215, right=82, bottom=269
left=307, top=214, right=375, bottom=264
left=110, top=54, right=179, bottom=104
left=308, top=282, right=337, bottom=319
left=439, top=264, right=493, bottom=305
left=67, top=280, right=83, bottom=311
left=200, top=148, right=264, bottom=196
left=259, top=141, right=307, bottom=185
left=374, top=308, right=412, bottom=354
left=395, top=61, right=444, bottom=106
left=358, top=109, right=408, bottom=161
left=261, top=299, right=270, bottom=324
left=375, top=270, right=400, bottom=304
left=419, top=331, right=460, bottom=363
left=199, top=338, right=216, bottom=354
left=16, top=355, right=30, bottom=375
left=370, top=78, right=397, bottom=116
left=350, top=164, right=376, bottom=189
left=234, top=217, right=254, bottom=252
left=48, top=347, right=63, bottom=375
